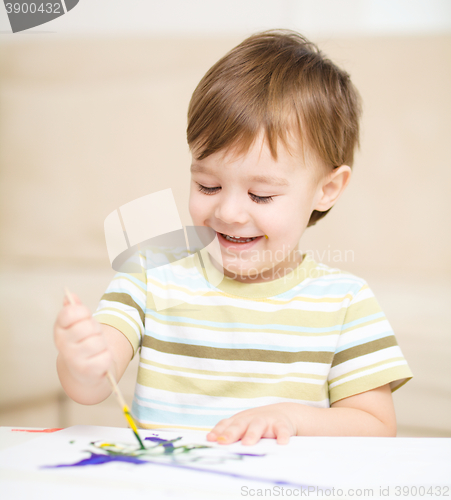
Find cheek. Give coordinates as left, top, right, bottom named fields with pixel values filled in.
left=267, top=199, right=310, bottom=238
left=188, top=191, right=208, bottom=223
left=188, top=196, right=198, bottom=221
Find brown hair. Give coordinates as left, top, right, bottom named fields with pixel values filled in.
left=187, top=30, right=362, bottom=226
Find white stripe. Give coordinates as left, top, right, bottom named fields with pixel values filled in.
left=302, top=276, right=366, bottom=287
left=329, top=360, right=408, bottom=389
left=94, top=308, right=143, bottom=338
left=96, top=302, right=144, bottom=333
left=107, top=277, right=146, bottom=304
left=351, top=287, right=375, bottom=304
left=339, top=319, right=393, bottom=344
left=329, top=347, right=405, bottom=380
left=98, top=296, right=144, bottom=316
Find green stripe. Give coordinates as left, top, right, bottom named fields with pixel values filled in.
left=94, top=313, right=141, bottom=355
left=331, top=336, right=398, bottom=367
left=329, top=365, right=413, bottom=404
left=138, top=369, right=328, bottom=401
left=142, top=336, right=333, bottom=364
left=329, top=357, right=406, bottom=385
left=102, top=292, right=145, bottom=325
left=140, top=357, right=327, bottom=380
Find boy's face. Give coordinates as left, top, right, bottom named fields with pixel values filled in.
left=189, top=135, right=326, bottom=283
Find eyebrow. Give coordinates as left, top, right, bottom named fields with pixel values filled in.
left=190, top=164, right=289, bottom=187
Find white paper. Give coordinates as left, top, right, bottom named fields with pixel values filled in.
left=0, top=426, right=450, bottom=500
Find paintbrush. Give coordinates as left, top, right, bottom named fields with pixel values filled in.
left=64, top=287, right=146, bottom=450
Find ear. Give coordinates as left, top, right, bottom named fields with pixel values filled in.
left=314, top=165, right=352, bottom=212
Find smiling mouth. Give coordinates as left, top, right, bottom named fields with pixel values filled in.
left=219, top=233, right=260, bottom=243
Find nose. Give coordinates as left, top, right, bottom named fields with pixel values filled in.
left=214, top=192, right=249, bottom=225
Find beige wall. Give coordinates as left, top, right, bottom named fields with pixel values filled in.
left=0, top=35, right=450, bottom=435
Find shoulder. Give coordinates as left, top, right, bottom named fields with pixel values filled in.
left=300, top=255, right=369, bottom=299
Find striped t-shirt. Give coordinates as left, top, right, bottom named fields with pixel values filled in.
left=93, top=248, right=412, bottom=431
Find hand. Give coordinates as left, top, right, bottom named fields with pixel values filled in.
left=206, top=403, right=298, bottom=446
left=54, top=293, right=113, bottom=387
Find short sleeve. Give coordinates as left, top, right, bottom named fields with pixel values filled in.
left=93, top=252, right=148, bottom=357
left=328, top=282, right=413, bottom=404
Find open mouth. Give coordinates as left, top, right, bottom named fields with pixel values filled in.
left=219, top=233, right=260, bottom=243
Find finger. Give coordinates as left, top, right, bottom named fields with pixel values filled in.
left=58, top=303, right=92, bottom=329
left=207, top=418, right=232, bottom=442
left=73, top=333, right=109, bottom=360
left=274, top=422, right=292, bottom=445
left=63, top=289, right=82, bottom=305
left=70, top=292, right=82, bottom=304
left=55, top=320, right=104, bottom=361
left=70, top=349, right=112, bottom=383
left=55, top=318, right=101, bottom=352
left=206, top=432, right=218, bottom=442
left=66, top=318, right=103, bottom=344
left=241, top=418, right=267, bottom=446
left=216, top=420, right=248, bottom=445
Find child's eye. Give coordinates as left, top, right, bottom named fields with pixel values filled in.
left=196, top=183, right=273, bottom=204
left=249, top=193, right=274, bottom=204
left=197, top=183, right=220, bottom=195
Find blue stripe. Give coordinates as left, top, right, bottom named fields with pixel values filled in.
left=147, top=267, right=209, bottom=292
left=146, top=309, right=340, bottom=333
left=132, top=399, right=232, bottom=428
left=105, top=274, right=147, bottom=310
left=342, top=312, right=385, bottom=330
left=135, top=393, right=249, bottom=413
left=114, top=272, right=147, bottom=291
left=277, top=281, right=364, bottom=300
left=145, top=310, right=384, bottom=336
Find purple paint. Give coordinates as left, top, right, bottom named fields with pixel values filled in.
left=145, top=437, right=167, bottom=443
left=145, top=436, right=180, bottom=454
left=235, top=452, right=265, bottom=457
left=43, top=452, right=148, bottom=468
left=40, top=438, right=312, bottom=489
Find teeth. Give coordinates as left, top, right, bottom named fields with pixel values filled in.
left=221, top=233, right=257, bottom=243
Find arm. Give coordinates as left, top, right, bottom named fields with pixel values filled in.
left=54, top=294, right=133, bottom=405
left=207, top=384, right=397, bottom=445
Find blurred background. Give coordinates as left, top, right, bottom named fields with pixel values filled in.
left=0, top=0, right=450, bottom=436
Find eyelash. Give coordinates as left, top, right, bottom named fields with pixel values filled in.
left=196, top=184, right=274, bottom=204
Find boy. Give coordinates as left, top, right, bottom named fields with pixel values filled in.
left=54, top=30, right=412, bottom=445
